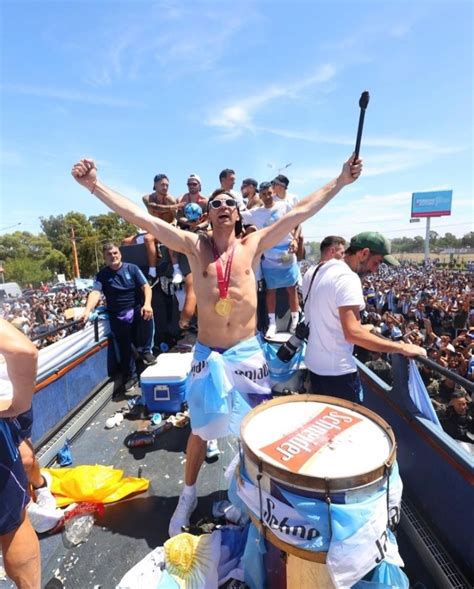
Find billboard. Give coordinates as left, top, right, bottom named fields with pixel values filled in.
left=411, top=190, right=452, bottom=218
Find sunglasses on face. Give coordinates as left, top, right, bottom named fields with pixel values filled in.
left=209, top=198, right=237, bottom=209
left=187, top=183, right=198, bottom=187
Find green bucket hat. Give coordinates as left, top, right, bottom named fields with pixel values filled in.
left=349, top=231, right=399, bottom=266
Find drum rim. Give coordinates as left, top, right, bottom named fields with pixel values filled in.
left=240, top=394, right=397, bottom=492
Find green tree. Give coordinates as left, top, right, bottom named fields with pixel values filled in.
left=438, top=232, right=459, bottom=249
left=413, top=235, right=425, bottom=252
left=4, top=257, right=51, bottom=286
left=89, top=212, right=136, bottom=243
left=461, top=232, right=474, bottom=248
left=0, top=231, right=53, bottom=261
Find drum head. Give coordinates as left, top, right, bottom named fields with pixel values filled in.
left=241, top=395, right=396, bottom=492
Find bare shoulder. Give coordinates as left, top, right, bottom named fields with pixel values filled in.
left=239, top=231, right=262, bottom=258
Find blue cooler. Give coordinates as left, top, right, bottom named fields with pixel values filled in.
left=140, top=352, right=193, bottom=412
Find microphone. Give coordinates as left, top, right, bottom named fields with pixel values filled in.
left=354, top=91, right=370, bottom=161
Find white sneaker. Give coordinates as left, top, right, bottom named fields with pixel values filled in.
left=172, top=269, right=183, bottom=285
left=27, top=501, right=63, bottom=534
left=206, top=439, right=220, bottom=460
left=35, top=471, right=56, bottom=510
left=168, top=492, right=198, bottom=537
left=265, top=323, right=277, bottom=338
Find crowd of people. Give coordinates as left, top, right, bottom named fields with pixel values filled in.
left=354, top=262, right=473, bottom=444
left=0, top=287, right=89, bottom=347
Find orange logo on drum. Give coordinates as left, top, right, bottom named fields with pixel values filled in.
left=259, top=407, right=362, bottom=472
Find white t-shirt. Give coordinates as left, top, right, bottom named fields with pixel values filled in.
left=226, top=189, right=245, bottom=209
left=303, top=259, right=365, bottom=376
left=242, top=201, right=294, bottom=260
left=274, top=192, right=298, bottom=209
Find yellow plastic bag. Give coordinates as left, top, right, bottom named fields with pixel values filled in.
left=43, top=465, right=149, bottom=507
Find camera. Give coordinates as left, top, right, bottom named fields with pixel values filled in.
left=276, top=321, right=309, bottom=363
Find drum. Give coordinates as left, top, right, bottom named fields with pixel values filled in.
left=238, top=394, right=397, bottom=589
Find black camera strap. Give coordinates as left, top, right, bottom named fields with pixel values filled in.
left=302, top=262, right=325, bottom=311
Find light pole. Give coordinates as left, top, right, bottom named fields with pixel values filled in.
left=70, top=227, right=81, bottom=278
left=267, top=162, right=292, bottom=175
left=0, top=222, right=22, bottom=232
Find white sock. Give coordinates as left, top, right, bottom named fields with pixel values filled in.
left=173, top=264, right=181, bottom=274
left=182, top=484, right=196, bottom=498
left=291, top=312, right=299, bottom=325
left=268, top=313, right=276, bottom=325
left=148, top=267, right=157, bottom=277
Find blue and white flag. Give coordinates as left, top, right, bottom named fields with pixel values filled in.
left=408, top=360, right=442, bottom=428
left=234, top=463, right=404, bottom=589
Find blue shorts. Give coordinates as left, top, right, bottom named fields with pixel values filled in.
left=308, top=370, right=364, bottom=404
left=0, top=421, right=29, bottom=535
left=12, top=407, right=34, bottom=440
left=261, top=261, right=299, bottom=290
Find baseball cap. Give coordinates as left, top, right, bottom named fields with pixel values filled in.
left=187, top=174, right=201, bottom=186
left=153, top=173, right=168, bottom=187
left=259, top=181, right=271, bottom=191
left=271, top=174, right=289, bottom=188
left=241, top=178, right=258, bottom=190
left=349, top=231, right=399, bottom=266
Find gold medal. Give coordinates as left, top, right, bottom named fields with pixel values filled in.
left=215, top=297, right=233, bottom=316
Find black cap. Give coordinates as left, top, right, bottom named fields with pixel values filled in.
left=241, top=178, right=258, bottom=189
left=153, top=173, right=168, bottom=185
left=271, top=174, right=289, bottom=188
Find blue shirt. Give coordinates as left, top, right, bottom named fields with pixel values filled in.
left=93, top=263, right=147, bottom=314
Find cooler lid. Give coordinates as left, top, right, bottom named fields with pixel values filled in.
left=140, top=352, right=193, bottom=382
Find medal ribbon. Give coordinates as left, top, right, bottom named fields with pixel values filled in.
left=211, top=240, right=235, bottom=300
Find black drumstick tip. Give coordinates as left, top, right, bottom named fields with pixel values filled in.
left=359, top=91, right=370, bottom=109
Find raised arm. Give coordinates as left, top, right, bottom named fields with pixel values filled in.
left=254, top=155, right=362, bottom=256
left=71, top=159, right=198, bottom=255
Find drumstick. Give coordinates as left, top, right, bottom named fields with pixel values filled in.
left=354, top=91, right=370, bottom=162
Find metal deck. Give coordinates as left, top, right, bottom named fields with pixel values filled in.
left=2, top=386, right=237, bottom=589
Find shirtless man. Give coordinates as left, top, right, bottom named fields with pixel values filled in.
left=241, top=178, right=262, bottom=209
left=0, top=319, right=41, bottom=588
left=71, top=154, right=363, bottom=536
left=176, top=175, right=209, bottom=331
left=142, top=173, right=183, bottom=286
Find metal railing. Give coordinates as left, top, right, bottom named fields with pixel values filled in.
left=415, top=355, right=474, bottom=395
left=30, top=317, right=101, bottom=344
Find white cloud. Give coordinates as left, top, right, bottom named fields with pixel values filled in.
left=1, top=84, right=142, bottom=108
left=82, top=3, right=252, bottom=86
left=207, top=64, right=338, bottom=136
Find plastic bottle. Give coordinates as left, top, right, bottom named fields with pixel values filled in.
left=63, top=514, right=95, bottom=546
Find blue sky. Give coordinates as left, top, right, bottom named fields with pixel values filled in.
left=1, top=0, right=472, bottom=244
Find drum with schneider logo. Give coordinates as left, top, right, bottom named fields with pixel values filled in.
left=238, top=394, right=397, bottom=589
